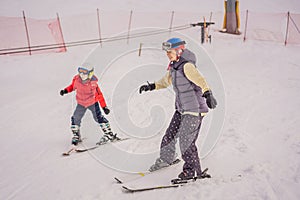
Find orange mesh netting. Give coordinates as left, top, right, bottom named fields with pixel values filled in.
left=0, top=15, right=66, bottom=55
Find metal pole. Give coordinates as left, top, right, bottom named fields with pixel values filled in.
left=243, top=10, right=249, bottom=42
left=201, top=26, right=205, bottom=44
left=22, top=10, right=31, bottom=55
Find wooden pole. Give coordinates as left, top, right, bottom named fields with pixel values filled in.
left=204, top=16, right=209, bottom=43
left=56, top=13, right=67, bottom=52
left=207, top=12, right=213, bottom=35
left=208, top=12, right=213, bottom=43
left=138, top=43, right=143, bottom=56
left=22, top=10, right=31, bottom=55
left=243, top=10, right=249, bottom=42
left=127, top=10, right=133, bottom=44
left=169, top=11, right=175, bottom=33
left=97, top=8, right=103, bottom=47
left=284, top=12, right=290, bottom=46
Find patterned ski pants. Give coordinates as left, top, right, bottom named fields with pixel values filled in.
left=160, top=111, right=203, bottom=176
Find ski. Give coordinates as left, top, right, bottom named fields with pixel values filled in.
left=62, top=137, right=88, bottom=156
left=121, top=168, right=211, bottom=193
left=121, top=176, right=207, bottom=193
left=121, top=169, right=243, bottom=193
left=114, top=158, right=181, bottom=184
left=62, top=146, right=77, bottom=156
left=122, top=185, right=180, bottom=193
left=62, top=137, right=129, bottom=156
left=75, top=137, right=130, bottom=153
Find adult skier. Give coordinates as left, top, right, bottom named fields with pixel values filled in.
left=139, top=38, right=217, bottom=180
left=60, top=62, right=118, bottom=146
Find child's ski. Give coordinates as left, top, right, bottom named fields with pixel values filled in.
left=122, top=185, right=180, bottom=193
left=62, top=146, right=77, bottom=156
left=62, top=137, right=129, bottom=156
left=75, top=137, right=130, bottom=153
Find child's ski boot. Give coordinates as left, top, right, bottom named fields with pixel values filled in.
left=71, top=125, right=82, bottom=146
left=97, top=122, right=118, bottom=145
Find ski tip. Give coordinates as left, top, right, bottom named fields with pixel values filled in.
left=62, top=153, right=70, bottom=156
left=114, top=177, right=123, bottom=184
left=138, top=172, right=145, bottom=177
left=201, top=168, right=211, bottom=179
left=122, top=186, right=134, bottom=193
left=75, top=149, right=88, bottom=153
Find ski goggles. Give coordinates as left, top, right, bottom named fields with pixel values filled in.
left=78, top=67, right=90, bottom=75
left=162, top=40, right=186, bottom=51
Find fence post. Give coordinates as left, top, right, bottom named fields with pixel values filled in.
left=127, top=10, right=133, bottom=44
left=138, top=43, right=143, bottom=56
left=22, top=10, right=31, bottom=55
left=284, top=11, right=290, bottom=46
left=243, top=10, right=249, bottom=42
left=56, top=13, right=67, bottom=52
left=169, top=11, right=175, bottom=34
left=97, top=8, right=103, bottom=47
left=207, top=12, right=213, bottom=35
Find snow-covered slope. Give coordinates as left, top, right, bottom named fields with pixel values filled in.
left=0, top=1, right=300, bottom=200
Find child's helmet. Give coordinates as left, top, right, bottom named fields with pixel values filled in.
left=78, top=62, right=94, bottom=80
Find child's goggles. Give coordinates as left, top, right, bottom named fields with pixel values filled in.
left=78, top=67, right=90, bottom=75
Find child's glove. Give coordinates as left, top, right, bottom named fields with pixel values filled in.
left=103, top=107, right=110, bottom=115
left=60, top=89, right=68, bottom=96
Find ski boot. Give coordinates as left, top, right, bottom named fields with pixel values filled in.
left=177, top=168, right=211, bottom=180
left=96, top=122, right=118, bottom=145
left=71, top=125, right=82, bottom=146
left=149, top=158, right=171, bottom=172
left=149, top=153, right=180, bottom=172
left=177, top=170, right=195, bottom=180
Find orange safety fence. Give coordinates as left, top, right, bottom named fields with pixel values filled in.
left=243, top=11, right=286, bottom=43
left=0, top=10, right=299, bottom=56
left=241, top=11, right=300, bottom=45
left=0, top=12, right=66, bottom=55
left=286, top=13, right=300, bottom=45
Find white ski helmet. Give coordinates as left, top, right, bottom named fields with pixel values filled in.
left=78, top=62, right=94, bottom=80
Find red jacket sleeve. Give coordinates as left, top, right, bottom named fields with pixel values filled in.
left=95, top=86, right=107, bottom=108
left=64, top=76, right=76, bottom=93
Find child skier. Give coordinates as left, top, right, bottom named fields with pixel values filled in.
left=139, top=38, right=217, bottom=180
left=60, top=62, right=118, bottom=146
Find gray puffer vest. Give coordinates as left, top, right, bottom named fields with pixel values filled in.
left=170, top=49, right=209, bottom=114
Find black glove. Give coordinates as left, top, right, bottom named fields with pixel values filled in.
left=203, top=90, right=217, bottom=109
left=60, top=89, right=68, bottom=96
left=103, top=107, right=110, bottom=115
left=139, top=82, right=155, bottom=94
